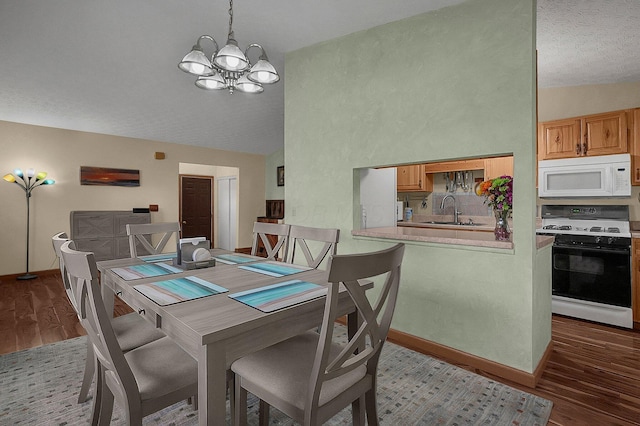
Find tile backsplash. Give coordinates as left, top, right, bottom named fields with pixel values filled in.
left=400, top=192, right=492, bottom=218
left=433, top=192, right=492, bottom=217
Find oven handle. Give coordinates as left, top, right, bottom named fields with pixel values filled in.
left=553, top=244, right=630, bottom=255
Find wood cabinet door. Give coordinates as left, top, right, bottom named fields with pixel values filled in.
left=582, top=111, right=627, bottom=156
left=632, top=109, right=640, bottom=185
left=397, top=165, right=425, bottom=191
left=537, top=118, right=581, bottom=160
left=484, top=156, right=513, bottom=180
left=422, top=159, right=484, bottom=173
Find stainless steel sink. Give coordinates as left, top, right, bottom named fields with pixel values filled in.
left=420, top=221, right=482, bottom=226
left=420, top=221, right=454, bottom=224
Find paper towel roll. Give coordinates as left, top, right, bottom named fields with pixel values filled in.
left=192, top=247, right=211, bottom=261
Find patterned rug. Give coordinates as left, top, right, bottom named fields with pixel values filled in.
left=0, top=326, right=552, bottom=425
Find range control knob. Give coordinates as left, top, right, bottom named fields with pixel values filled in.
left=608, top=237, right=616, bottom=245
left=594, top=236, right=602, bottom=244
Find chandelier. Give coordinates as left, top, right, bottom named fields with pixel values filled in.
left=178, top=0, right=279, bottom=94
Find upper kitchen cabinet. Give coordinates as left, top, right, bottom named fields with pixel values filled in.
left=631, top=109, right=640, bottom=185
left=397, top=164, right=433, bottom=192
left=483, top=156, right=514, bottom=180
left=583, top=111, right=628, bottom=156
left=422, top=159, right=484, bottom=174
left=538, top=110, right=628, bottom=161
left=537, top=118, right=581, bottom=160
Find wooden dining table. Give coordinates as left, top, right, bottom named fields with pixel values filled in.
left=97, top=249, right=366, bottom=426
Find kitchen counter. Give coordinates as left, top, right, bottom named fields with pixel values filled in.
left=353, top=221, right=554, bottom=250
left=352, top=225, right=513, bottom=249
left=397, top=220, right=495, bottom=232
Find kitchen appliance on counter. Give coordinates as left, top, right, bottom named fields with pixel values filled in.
left=538, top=153, right=631, bottom=198
left=537, top=204, right=632, bottom=328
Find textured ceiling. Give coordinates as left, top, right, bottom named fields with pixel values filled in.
left=537, top=0, right=640, bottom=88
left=0, top=0, right=638, bottom=156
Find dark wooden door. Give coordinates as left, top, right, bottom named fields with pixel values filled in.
left=180, top=175, right=213, bottom=241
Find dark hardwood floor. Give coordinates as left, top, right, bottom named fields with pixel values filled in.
left=0, top=270, right=133, bottom=354
left=1, top=271, right=639, bottom=425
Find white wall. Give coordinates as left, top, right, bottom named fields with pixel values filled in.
left=0, top=120, right=265, bottom=276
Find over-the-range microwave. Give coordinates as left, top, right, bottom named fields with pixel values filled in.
left=538, top=153, right=631, bottom=198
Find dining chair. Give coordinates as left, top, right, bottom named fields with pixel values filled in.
left=60, top=241, right=199, bottom=425
left=231, top=243, right=405, bottom=426
left=51, top=232, right=165, bottom=405
left=285, top=225, right=340, bottom=269
left=126, top=222, right=180, bottom=258
left=250, top=222, right=291, bottom=261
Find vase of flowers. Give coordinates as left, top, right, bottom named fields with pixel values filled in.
left=475, top=175, right=513, bottom=241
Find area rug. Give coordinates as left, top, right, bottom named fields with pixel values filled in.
left=0, top=326, right=552, bottom=425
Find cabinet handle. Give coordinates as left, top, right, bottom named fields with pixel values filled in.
left=138, top=309, right=145, bottom=315
left=116, top=291, right=122, bottom=296
left=582, top=142, right=587, bottom=155
left=576, top=143, right=581, bottom=155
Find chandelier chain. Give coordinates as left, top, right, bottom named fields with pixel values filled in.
left=228, top=0, right=234, bottom=39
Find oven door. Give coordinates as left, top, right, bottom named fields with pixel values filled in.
left=552, top=243, right=631, bottom=308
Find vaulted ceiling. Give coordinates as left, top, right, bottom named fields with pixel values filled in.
left=1, top=0, right=638, bottom=155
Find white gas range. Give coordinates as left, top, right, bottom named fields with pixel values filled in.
left=536, top=205, right=632, bottom=329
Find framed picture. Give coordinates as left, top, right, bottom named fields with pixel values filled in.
left=80, top=166, right=140, bottom=187
left=277, top=166, right=284, bottom=186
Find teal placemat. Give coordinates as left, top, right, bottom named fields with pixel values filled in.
left=139, top=253, right=177, bottom=263
left=111, top=262, right=182, bottom=280
left=229, top=279, right=326, bottom=312
left=238, top=261, right=310, bottom=277
left=134, top=276, right=228, bottom=306
left=213, top=253, right=259, bottom=265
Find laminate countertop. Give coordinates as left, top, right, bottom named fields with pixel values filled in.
left=352, top=222, right=553, bottom=250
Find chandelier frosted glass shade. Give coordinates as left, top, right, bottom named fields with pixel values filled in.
left=235, top=74, right=263, bottom=93
left=195, top=73, right=226, bottom=90
left=178, top=0, right=279, bottom=94
left=178, top=45, right=214, bottom=76
left=213, top=39, right=249, bottom=72
left=248, top=58, right=280, bottom=84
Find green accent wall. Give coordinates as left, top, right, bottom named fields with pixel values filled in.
left=285, top=0, right=548, bottom=373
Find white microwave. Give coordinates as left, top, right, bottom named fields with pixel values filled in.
left=538, top=153, right=631, bottom=198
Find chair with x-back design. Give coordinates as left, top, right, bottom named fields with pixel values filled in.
left=250, top=222, right=290, bottom=261
left=232, top=243, right=405, bottom=425
left=52, top=232, right=166, bottom=405
left=126, top=222, right=180, bottom=258
left=285, top=225, right=339, bottom=269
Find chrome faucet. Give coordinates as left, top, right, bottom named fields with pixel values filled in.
left=440, top=194, right=460, bottom=223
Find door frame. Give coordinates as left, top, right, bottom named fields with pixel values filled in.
left=216, top=176, right=238, bottom=251
left=179, top=174, right=214, bottom=242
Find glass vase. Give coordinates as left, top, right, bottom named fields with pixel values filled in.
left=493, top=209, right=511, bottom=241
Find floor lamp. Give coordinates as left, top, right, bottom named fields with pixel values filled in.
left=3, top=168, right=55, bottom=280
